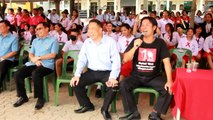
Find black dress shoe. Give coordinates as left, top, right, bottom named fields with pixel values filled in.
left=101, top=109, right=112, bottom=120
left=35, top=98, right=45, bottom=110
left=148, top=112, right=163, bottom=120
left=119, top=112, right=141, bottom=120
left=13, top=97, right=29, bottom=107
left=95, top=89, right=102, bottom=98
left=74, top=105, right=95, bottom=113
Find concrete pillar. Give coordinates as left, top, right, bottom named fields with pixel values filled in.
left=166, top=0, right=170, bottom=11
left=143, top=0, right=148, bottom=12
left=87, top=0, right=89, bottom=18
left=136, top=0, right=139, bottom=14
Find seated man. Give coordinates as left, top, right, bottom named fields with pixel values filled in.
left=13, top=22, right=59, bottom=110
left=70, top=19, right=121, bottom=120
left=0, top=20, right=18, bottom=92
left=119, top=17, right=173, bottom=120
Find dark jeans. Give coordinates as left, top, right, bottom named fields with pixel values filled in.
left=15, top=65, right=53, bottom=99
left=120, top=75, right=173, bottom=114
left=73, top=69, right=117, bottom=111
left=0, top=60, right=13, bottom=88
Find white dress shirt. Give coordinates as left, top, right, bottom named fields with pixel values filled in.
left=194, top=16, right=203, bottom=24
left=75, top=35, right=121, bottom=79
left=60, top=18, right=70, bottom=30
left=158, top=18, right=174, bottom=33
left=96, top=14, right=104, bottom=22
left=203, top=35, right=213, bottom=53
left=50, top=14, right=60, bottom=23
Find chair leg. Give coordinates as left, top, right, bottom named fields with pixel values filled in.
left=54, top=81, right=60, bottom=106
left=68, top=85, right=73, bottom=96
left=9, top=71, right=13, bottom=91
left=149, top=93, right=155, bottom=106
left=43, top=77, right=49, bottom=102
left=101, top=86, right=105, bottom=98
left=87, top=85, right=92, bottom=97
left=134, top=92, right=139, bottom=104
left=25, top=78, right=32, bottom=93
left=52, top=73, right=56, bottom=92
left=111, top=93, right=117, bottom=113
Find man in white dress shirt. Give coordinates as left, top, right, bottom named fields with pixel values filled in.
left=158, top=10, right=174, bottom=34
left=48, top=9, right=60, bottom=24
left=96, top=9, right=104, bottom=22
left=70, top=19, right=121, bottom=120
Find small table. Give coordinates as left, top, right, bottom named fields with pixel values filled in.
left=172, top=68, right=213, bottom=120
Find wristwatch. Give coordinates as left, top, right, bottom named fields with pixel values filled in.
left=38, top=56, right=41, bottom=60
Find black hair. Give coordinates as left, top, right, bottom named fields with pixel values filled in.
left=140, top=17, right=158, bottom=34
left=182, top=10, right=188, bottom=15
left=151, top=11, right=157, bottom=15
left=165, top=23, right=174, bottom=41
left=76, top=25, right=83, bottom=31
left=55, top=23, right=67, bottom=34
left=72, top=9, right=79, bottom=18
left=9, top=8, right=14, bottom=12
left=89, top=19, right=103, bottom=28
left=106, top=22, right=114, bottom=26
left=70, top=29, right=80, bottom=34
left=0, top=20, right=12, bottom=33
left=176, top=23, right=184, bottom=30
left=38, top=22, right=50, bottom=29
left=194, top=25, right=202, bottom=38
left=121, top=23, right=131, bottom=30
left=186, top=28, right=194, bottom=34
left=210, top=27, right=213, bottom=33
left=205, top=13, right=213, bottom=18
left=10, top=25, right=17, bottom=33
left=33, top=8, right=39, bottom=12
left=24, top=24, right=30, bottom=30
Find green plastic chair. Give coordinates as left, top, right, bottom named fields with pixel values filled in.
left=9, top=45, right=31, bottom=91
left=57, top=42, right=65, bottom=59
left=133, top=87, right=159, bottom=106
left=86, top=82, right=117, bottom=113
left=54, top=50, right=80, bottom=106
left=170, top=48, right=192, bottom=68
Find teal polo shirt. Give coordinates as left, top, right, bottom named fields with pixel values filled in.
left=0, top=32, right=18, bottom=61
left=25, top=36, right=59, bottom=70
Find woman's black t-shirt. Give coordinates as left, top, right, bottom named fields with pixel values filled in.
left=125, top=37, right=170, bottom=78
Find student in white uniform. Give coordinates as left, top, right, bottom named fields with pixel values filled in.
left=96, top=9, right=104, bottom=22
left=115, top=25, right=122, bottom=41
left=67, top=9, right=82, bottom=31
left=176, top=24, right=186, bottom=42
left=110, top=11, right=116, bottom=23
left=117, top=24, right=135, bottom=81
left=203, top=28, right=213, bottom=69
left=60, top=11, right=70, bottom=31
left=49, top=22, right=57, bottom=38
left=104, top=22, right=117, bottom=41
left=193, top=25, right=204, bottom=61
left=55, top=29, right=83, bottom=77
left=177, top=28, right=199, bottom=67
left=161, top=23, right=179, bottom=50
left=23, top=24, right=32, bottom=43
left=49, top=9, right=60, bottom=24
left=158, top=10, right=174, bottom=34
left=55, top=23, right=68, bottom=43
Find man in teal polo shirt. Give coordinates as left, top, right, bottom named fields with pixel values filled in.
left=13, top=22, right=59, bottom=110
left=0, top=20, right=18, bottom=92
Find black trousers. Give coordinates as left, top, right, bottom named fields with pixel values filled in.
left=120, top=75, right=173, bottom=114
left=73, top=69, right=117, bottom=111
left=0, top=60, right=13, bottom=88
left=15, top=65, right=53, bottom=99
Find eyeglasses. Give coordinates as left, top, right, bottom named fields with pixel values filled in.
left=36, top=27, right=44, bottom=31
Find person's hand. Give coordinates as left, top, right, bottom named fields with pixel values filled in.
left=134, top=38, right=143, bottom=48
left=35, top=60, right=43, bottom=66
left=134, top=15, right=140, bottom=24
left=106, top=78, right=118, bottom=87
left=70, top=76, right=80, bottom=87
left=164, top=81, right=173, bottom=95
left=31, top=56, right=40, bottom=63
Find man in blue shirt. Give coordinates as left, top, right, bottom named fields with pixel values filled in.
left=70, top=19, right=121, bottom=120
left=0, top=20, right=18, bottom=92
left=13, top=22, right=59, bottom=110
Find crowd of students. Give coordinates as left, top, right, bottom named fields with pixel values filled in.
left=0, top=5, right=213, bottom=120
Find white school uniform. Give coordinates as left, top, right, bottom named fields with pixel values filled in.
left=23, top=31, right=32, bottom=43
left=117, top=35, right=135, bottom=53
left=104, top=32, right=118, bottom=41
left=96, top=14, right=104, bottom=22
left=60, top=18, right=70, bottom=30
left=193, top=35, right=204, bottom=51
left=158, top=18, right=174, bottom=33
left=62, top=40, right=83, bottom=52
left=161, top=32, right=179, bottom=47
left=49, top=30, right=57, bottom=38
left=177, top=37, right=199, bottom=56
left=203, top=35, right=213, bottom=53
left=56, top=32, right=68, bottom=43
